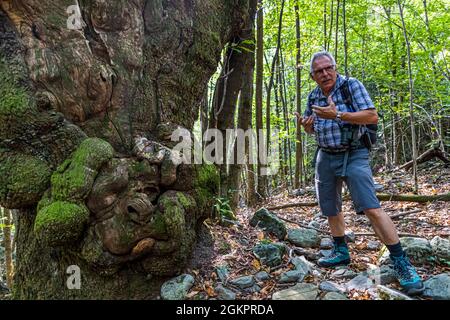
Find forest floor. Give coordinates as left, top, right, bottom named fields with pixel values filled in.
left=0, top=161, right=448, bottom=300
left=186, top=160, right=450, bottom=300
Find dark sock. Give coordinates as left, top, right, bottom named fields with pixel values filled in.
left=386, top=242, right=404, bottom=257
left=333, top=236, right=347, bottom=247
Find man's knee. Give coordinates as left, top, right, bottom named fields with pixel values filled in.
left=364, top=208, right=383, bottom=218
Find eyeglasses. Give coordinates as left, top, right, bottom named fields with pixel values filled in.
left=311, top=65, right=336, bottom=76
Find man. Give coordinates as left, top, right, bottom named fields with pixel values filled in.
left=296, top=51, right=424, bottom=296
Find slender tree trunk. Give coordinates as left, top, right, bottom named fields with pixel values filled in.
left=294, top=2, right=303, bottom=189
left=398, top=0, right=418, bottom=193
left=334, top=0, right=340, bottom=62
left=328, top=0, right=334, bottom=52
left=323, top=0, right=327, bottom=50
left=2, top=208, right=13, bottom=289
left=200, top=89, right=209, bottom=138
left=265, top=0, right=285, bottom=177
left=343, top=0, right=348, bottom=77
left=256, top=0, right=267, bottom=198
left=280, top=50, right=292, bottom=188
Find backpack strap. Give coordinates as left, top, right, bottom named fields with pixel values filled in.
left=340, top=77, right=354, bottom=111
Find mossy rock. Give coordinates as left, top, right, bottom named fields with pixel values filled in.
left=0, top=154, right=51, bottom=208
left=34, top=201, right=89, bottom=246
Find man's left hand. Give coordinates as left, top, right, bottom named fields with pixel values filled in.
left=311, top=96, right=337, bottom=120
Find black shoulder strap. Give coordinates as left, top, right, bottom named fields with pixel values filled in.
left=340, top=77, right=355, bottom=112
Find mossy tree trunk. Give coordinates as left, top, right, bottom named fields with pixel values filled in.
left=0, top=0, right=249, bottom=299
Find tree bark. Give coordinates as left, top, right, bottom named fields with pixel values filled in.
left=294, top=2, right=303, bottom=189
left=0, top=0, right=248, bottom=299
left=255, top=0, right=267, bottom=198
left=398, top=0, right=419, bottom=193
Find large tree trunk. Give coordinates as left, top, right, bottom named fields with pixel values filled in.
left=0, top=0, right=248, bottom=299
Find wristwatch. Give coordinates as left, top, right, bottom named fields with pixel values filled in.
left=336, top=111, right=343, bottom=121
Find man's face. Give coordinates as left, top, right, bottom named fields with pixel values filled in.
left=311, top=56, right=337, bottom=94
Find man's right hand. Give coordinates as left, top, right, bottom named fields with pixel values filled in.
left=294, top=112, right=314, bottom=134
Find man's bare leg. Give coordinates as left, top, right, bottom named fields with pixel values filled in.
left=328, top=212, right=345, bottom=237
left=364, top=208, right=399, bottom=245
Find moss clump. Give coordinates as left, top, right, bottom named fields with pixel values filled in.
left=176, top=192, right=195, bottom=210
left=0, top=57, right=32, bottom=121
left=0, top=154, right=51, bottom=208
left=34, top=201, right=89, bottom=246
left=51, top=138, right=114, bottom=201
left=193, top=164, right=219, bottom=210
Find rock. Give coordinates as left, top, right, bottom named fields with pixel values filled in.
left=374, top=183, right=384, bottom=192
left=331, top=268, right=358, bottom=280
left=312, top=270, right=322, bottom=278
left=272, top=283, right=319, bottom=300
left=430, top=236, right=450, bottom=263
left=291, top=256, right=313, bottom=275
left=243, top=284, right=261, bottom=294
left=377, top=285, right=414, bottom=300
left=255, top=271, right=270, bottom=282
left=287, top=228, right=320, bottom=248
left=346, top=274, right=374, bottom=292
left=215, top=265, right=230, bottom=282
left=344, top=230, right=356, bottom=243
left=160, top=274, right=195, bottom=300
left=367, top=240, right=381, bottom=251
left=423, top=274, right=450, bottom=300
left=313, top=213, right=325, bottom=220
left=320, top=238, right=334, bottom=249
left=322, top=292, right=348, bottom=300
left=379, top=237, right=433, bottom=265
left=279, top=270, right=307, bottom=283
left=250, top=208, right=287, bottom=240
left=319, top=281, right=346, bottom=294
left=229, top=275, right=255, bottom=289
left=0, top=281, right=10, bottom=294
left=292, top=189, right=306, bottom=196
left=215, top=284, right=236, bottom=300
left=320, top=249, right=334, bottom=257
left=365, top=264, right=397, bottom=285
left=253, top=242, right=286, bottom=267
left=308, top=220, right=321, bottom=229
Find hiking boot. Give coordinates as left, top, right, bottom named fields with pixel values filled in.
left=391, top=254, right=425, bottom=296
left=317, top=244, right=351, bottom=268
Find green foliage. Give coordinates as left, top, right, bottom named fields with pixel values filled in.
left=213, top=196, right=236, bottom=223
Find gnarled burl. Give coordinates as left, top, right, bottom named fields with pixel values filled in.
left=0, top=0, right=250, bottom=299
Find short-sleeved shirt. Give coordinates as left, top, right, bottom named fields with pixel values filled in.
left=304, top=74, right=375, bottom=149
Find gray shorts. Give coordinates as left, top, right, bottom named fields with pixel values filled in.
left=315, top=147, right=381, bottom=217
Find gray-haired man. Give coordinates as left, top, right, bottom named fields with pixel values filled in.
left=296, top=51, right=424, bottom=296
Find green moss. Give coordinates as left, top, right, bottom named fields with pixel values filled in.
left=71, top=138, right=114, bottom=170
left=158, top=193, right=186, bottom=238
left=34, top=201, right=89, bottom=246
left=51, top=138, right=114, bottom=201
left=0, top=154, right=51, bottom=208
left=176, top=192, right=195, bottom=210
left=193, top=164, right=219, bottom=210
left=149, top=213, right=168, bottom=239
left=0, top=57, right=32, bottom=120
